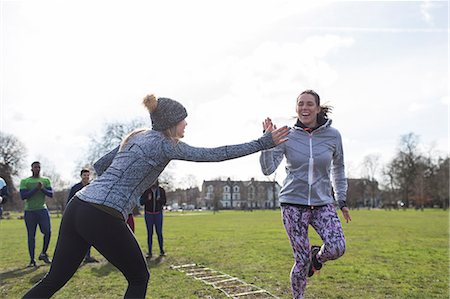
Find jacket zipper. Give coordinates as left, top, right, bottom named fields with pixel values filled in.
left=307, top=132, right=314, bottom=206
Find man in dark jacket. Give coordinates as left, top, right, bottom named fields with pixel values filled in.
left=140, top=180, right=166, bottom=259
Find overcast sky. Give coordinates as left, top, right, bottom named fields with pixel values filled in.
left=1, top=0, right=448, bottom=189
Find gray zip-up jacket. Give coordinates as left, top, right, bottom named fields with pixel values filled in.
left=260, top=119, right=347, bottom=208
left=77, top=130, right=276, bottom=220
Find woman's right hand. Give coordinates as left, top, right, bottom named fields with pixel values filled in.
left=262, top=117, right=276, bottom=133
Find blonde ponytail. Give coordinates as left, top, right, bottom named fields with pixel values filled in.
left=119, top=128, right=149, bottom=151
left=143, top=94, right=158, bottom=113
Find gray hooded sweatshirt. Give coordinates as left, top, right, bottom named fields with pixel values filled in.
left=77, top=130, right=276, bottom=220
left=260, top=119, right=347, bottom=208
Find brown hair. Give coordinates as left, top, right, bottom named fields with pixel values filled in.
left=298, top=89, right=333, bottom=118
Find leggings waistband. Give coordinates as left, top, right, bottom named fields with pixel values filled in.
left=281, top=202, right=327, bottom=209
left=72, top=197, right=124, bottom=221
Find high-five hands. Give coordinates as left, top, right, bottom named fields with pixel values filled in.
left=262, top=117, right=276, bottom=133
left=263, top=117, right=289, bottom=145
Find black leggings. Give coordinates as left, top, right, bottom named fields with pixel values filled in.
left=23, top=197, right=149, bottom=299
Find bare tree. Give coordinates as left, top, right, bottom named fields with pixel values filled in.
left=79, top=118, right=146, bottom=173
left=79, top=119, right=180, bottom=193
left=185, top=174, right=199, bottom=189
left=385, top=133, right=421, bottom=208
left=0, top=131, right=27, bottom=191
left=434, top=157, right=449, bottom=210
left=362, top=154, right=380, bottom=181
left=362, top=154, right=381, bottom=209
left=158, top=166, right=176, bottom=191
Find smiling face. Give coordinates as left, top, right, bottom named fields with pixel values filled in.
left=31, top=162, right=41, bottom=177
left=80, top=171, right=90, bottom=185
left=296, top=93, right=321, bottom=128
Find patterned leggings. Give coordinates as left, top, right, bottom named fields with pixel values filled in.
left=282, top=204, right=346, bottom=299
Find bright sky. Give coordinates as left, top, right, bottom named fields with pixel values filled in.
left=1, top=0, right=448, bottom=189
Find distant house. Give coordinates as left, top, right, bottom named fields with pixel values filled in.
left=201, top=178, right=281, bottom=210
left=166, top=187, right=201, bottom=209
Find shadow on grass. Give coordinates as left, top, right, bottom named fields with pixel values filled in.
left=87, top=256, right=165, bottom=277
left=90, top=262, right=117, bottom=277
left=88, top=256, right=166, bottom=278
left=0, top=264, right=48, bottom=284
left=146, top=255, right=166, bottom=268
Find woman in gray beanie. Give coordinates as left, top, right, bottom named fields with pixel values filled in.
left=23, top=94, right=289, bottom=299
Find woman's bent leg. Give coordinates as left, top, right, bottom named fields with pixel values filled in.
left=87, top=211, right=149, bottom=298
left=310, top=204, right=346, bottom=264
left=23, top=200, right=89, bottom=298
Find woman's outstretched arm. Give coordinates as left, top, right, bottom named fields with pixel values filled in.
left=164, top=126, right=289, bottom=162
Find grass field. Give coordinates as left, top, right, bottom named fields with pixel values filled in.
left=0, top=209, right=448, bottom=298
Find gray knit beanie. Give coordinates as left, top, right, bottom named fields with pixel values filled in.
left=150, top=97, right=188, bottom=131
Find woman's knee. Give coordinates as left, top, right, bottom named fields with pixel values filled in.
left=129, top=267, right=150, bottom=285
left=325, top=240, right=346, bottom=259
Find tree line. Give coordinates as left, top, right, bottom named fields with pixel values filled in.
left=347, top=133, right=448, bottom=210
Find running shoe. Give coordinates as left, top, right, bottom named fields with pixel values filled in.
left=38, top=253, right=52, bottom=264
left=308, top=245, right=323, bottom=277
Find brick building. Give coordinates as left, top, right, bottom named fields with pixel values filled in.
left=201, top=178, right=281, bottom=210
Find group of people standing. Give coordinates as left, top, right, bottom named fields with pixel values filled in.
left=19, top=89, right=350, bottom=299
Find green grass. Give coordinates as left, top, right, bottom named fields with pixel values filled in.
left=0, top=209, right=448, bottom=298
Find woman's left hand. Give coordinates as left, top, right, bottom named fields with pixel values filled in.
left=270, top=126, right=289, bottom=145
left=341, top=207, right=351, bottom=223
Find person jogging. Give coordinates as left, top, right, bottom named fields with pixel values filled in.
left=260, top=89, right=351, bottom=299
left=23, top=93, right=289, bottom=299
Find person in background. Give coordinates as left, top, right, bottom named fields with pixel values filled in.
left=67, top=169, right=98, bottom=263
left=140, top=180, right=167, bottom=258
left=23, top=93, right=289, bottom=299
left=260, top=89, right=351, bottom=299
left=20, top=161, right=54, bottom=267
left=0, top=177, right=9, bottom=219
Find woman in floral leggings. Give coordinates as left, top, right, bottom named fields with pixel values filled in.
left=260, top=90, right=351, bottom=299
